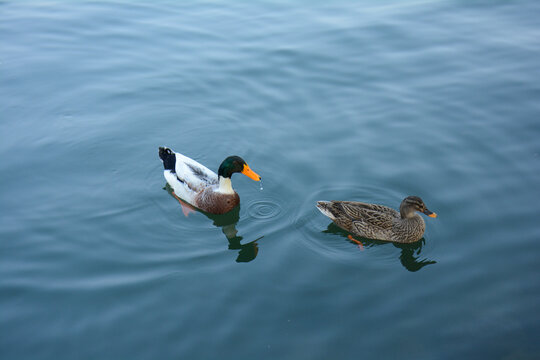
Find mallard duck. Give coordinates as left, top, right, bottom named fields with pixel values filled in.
left=159, top=147, right=261, bottom=214
left=316, top=196, right=437, bottom=243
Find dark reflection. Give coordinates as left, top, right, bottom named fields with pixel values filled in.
left=323, top=223, right=436, bottom=272
left=164, top=184, right=261, bottom=263
left=205, top=207, right=262, bottom=263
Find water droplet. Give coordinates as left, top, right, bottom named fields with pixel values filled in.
left=259, top=179, right=263, bottom=191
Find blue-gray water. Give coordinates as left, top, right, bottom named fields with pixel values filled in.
left=2, top=1, right=540, bottom=359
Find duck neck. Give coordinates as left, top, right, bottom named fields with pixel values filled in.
left=217, top=176, right=235, bottom=194
left=400, top=210, right=425, bottom=228
left=400, top=204, right=416, bottom=219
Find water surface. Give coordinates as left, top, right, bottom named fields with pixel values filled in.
left=2, top=1, right=540, bottom=359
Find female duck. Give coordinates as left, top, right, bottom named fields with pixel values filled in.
left=316, top=196, right=437, bottom=243
left=159, top=147, right=261, bottom=214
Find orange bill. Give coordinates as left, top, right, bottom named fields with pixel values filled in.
left=423, top=208, right=437, bottom=218
left=241, top=164, right=261, bottom=181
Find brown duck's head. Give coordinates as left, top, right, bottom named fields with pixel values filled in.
left=399, top=196, right=437, bottom=219
left=218, top=156, right=261, bottom=181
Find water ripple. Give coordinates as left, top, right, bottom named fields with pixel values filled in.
left=246, top=198, right=282, bottom=220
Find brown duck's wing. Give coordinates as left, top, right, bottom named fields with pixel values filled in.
left=327, top=202, right=397, bottom=240
left=337, top=201, right=399, bottom=219
left=317, top=201, right=399, bottom=239
left=350, top=208, right=396, bottom=240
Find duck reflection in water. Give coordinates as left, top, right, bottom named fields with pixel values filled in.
left=323, top=223, right=436, bottom=272
left=165, top=184, right=261, bottom=263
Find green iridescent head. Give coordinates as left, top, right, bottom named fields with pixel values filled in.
left=218, top=156, right=261, bottom=181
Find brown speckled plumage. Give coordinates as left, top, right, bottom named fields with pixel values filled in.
left=316, top=196, right=436, bottom=243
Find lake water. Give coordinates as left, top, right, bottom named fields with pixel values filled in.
left=2, top=1, right=540, bottom=359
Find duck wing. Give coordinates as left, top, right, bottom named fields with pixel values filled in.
left=350, top=208, right=393, bottom=236
left=174, top=152, right=218, bottom=192
left=338, top=201, right=399, bottom=219
left=318, top=200, right=398, bottom=240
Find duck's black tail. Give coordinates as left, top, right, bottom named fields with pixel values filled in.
left=159, top=147, right=176, bottom=171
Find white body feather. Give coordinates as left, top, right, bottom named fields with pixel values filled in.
left=163, top=151, right=234, bottom=204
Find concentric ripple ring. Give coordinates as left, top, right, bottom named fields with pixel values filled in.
left=247, top=199, right=282, bottom=220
